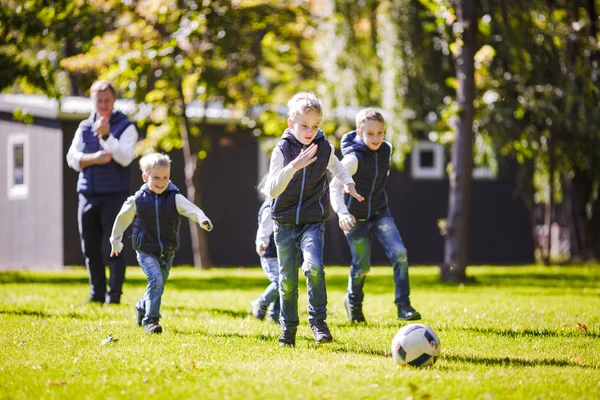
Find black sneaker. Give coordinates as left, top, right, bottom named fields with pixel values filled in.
left=251, top=300, right=268, bottom=320
left=145, top=318, right=163, bottom=334
left=310, top=321, right=333, bottom=344
left=344, top=296, right=366, bottom=323
left=398, top=305, right=422, bottom=321
left=104, top=293, right=121, bottom=305
left=135, top=307, right=145, bottom=327
left=278, top=328, right=296, bottom=347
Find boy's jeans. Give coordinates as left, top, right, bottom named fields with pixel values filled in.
left=275, top=222, right=326, bottom=330
left=345, top=209, right=411, bottom=309
left=258, top=256, right=280, bottom=320
left=135, top=251, right=175, bottom=325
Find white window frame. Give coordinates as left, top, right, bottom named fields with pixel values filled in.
left=7, top=133, right=29, bottom=200
left=411, top=141, right=445, bottom=179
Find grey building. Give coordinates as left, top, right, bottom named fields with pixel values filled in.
left=0, top=94, right=534, bottom=270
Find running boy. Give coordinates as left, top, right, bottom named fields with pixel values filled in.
left=110, top=153, right=213, bottom=334
left=268, top=92, right=364, bottom=346
left=330, top=108, right=421, bottom=323
left=251, top=177, right=280, bottom=324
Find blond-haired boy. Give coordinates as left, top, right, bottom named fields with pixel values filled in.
left=267, top=92, right=364, bottom=346
left=110, top=153, right=213, bottom=334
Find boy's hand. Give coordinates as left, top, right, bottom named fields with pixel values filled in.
left=344, top=183, right=364, bottom=202
left=256, top=243, right=267, bottom=256
left=338, top=213, right=356, bottom=232
left=290, top=143, right=318, bottom=170
left=201, top=220, right=213, bottom=231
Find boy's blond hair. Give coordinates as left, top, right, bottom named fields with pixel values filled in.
left=355, top=108, right=385, bottom=131
left=287, top=92, right=322, bottom=120
left=90, top=80, right=117, bottom=100
left=139, top=153, right=171, bottom=173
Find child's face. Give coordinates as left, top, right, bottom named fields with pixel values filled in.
left=94, top=90, right=116, bottom=119
left=143, top=165, right=171, bottom=195
left=288, top=110, right=322, bottom=146
left=357, top=120, right=385, bottom=151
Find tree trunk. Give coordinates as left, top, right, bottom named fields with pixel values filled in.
left=542, top=147, right=555, bottom=265
left=517, top=159, right=542, bottom=260
left=571, top=170, right=597, bottom=261
left=440, top=0, right=476, bottom=283
left=177, top=79, right=212, bottom=269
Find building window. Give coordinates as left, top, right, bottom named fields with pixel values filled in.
left=411, top=141, right=445, bottom=179
left=7, top=133, right=29, bottom=200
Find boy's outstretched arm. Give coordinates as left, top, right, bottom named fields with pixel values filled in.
left=327, top=145, right=364, bottom=202
left=110, top=196, right=137, bottom=256
left=330, top=154, right=360, bottom=232
left=175, top=194, right=213, bottom=231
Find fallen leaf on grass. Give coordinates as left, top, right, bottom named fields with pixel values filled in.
left=574, top=353, right=584, bottom=364
left=101, top=334, right=119, bottom=345
left=47, top=381, right=67, bottom=386
left=576, top=322, right=588, bottom=332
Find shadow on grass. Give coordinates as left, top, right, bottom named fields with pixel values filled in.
left=0, top=308, right=107, bottom=320
left=1, top=267, right=597, bottom=292
left=162, top=304, right=250, bottom=319
left=458, top=326, right=600, bottom=339
left=443, top=354, right=581, bottom=368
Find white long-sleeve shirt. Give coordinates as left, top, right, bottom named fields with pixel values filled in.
left=66, top=112, right=139, bottom=172
left=109, top=190, right=213, bottom=255
left=267, top=144, right=355, bottom=199
left=255, top=204, right=274, bottom=252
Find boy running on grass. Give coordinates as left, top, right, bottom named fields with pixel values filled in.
left=330, top=108, right=421, bottom=323
left=267, top=92, right=364, bottom=346
left=109, top=153, right=213, bottom=334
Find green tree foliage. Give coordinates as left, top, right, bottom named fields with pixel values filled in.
left=61, top=0, right=317, bottom=267
left=0, top=0, right=120, bottom=96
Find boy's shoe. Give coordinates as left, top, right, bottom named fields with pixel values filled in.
left=135, top=307, right=145, bottom=327
left=278, top=328, right=296, bottom=347
left=145, top=318, right=163, bottom=334
left=310, top=321, right=333, bottom=344
left=398, top=305, right=422, bottom=321
left=251, top=300, right=268, bottom=321
left=344, top=296, right=366, bottom=323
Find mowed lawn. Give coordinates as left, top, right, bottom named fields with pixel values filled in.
left=0, top=265, right=599, bottom=400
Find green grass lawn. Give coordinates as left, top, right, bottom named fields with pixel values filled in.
left=1, top=265, right=599, bottom=399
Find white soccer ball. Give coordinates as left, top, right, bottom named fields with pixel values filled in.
left=391, top=323, right=441, bottom=367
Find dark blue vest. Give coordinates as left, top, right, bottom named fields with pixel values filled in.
left=258, top=199, right=277, bottom=258
left=76, top=111, right=133, bottom=195
left=131, top=182, right=181, bottom=259
left=341, top=131, right=390, bottom=220
left=271, top=130, right=332, bottom=224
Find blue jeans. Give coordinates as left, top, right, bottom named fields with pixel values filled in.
left=257, top=256, right=280, bottom=320
left=275, top=222, right=327, bottom=330
left=345, top=209, right=411, bottom=309
left=135, top=251, right=175, bottom=325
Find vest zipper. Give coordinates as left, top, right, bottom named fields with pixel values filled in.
left=296, top=145, right=308, bottom=224
left=368, top=153, right=378, bottom=219
left=155, top=193, right=164, bottom=256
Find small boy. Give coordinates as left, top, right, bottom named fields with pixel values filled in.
left=109, top=153, right=213, bottom=334
left=268, top=92, right=364, bottom=346
left=331, top=108, right=421, bottom=323
left=251, top=177, right=280, bottom=324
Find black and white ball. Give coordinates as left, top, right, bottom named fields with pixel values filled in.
left=391, top=323, right=441, bottom=367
